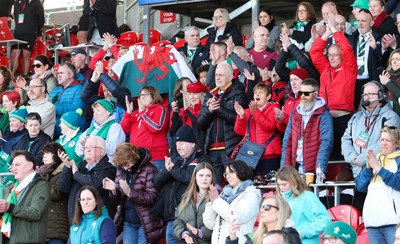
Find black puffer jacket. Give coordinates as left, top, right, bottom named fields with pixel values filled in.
left=152, top=146, right=211, bottom=221
left=275, top=44, right=320, bottom=83
left=59, top=155, right=117, bottom=223
left=110, top=148, right=165, bottom=243
left=205, top=22, right=243, bottom=48
left=197, top=80, right=248, bottom=157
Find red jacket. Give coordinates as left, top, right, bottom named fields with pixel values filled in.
left=283, top=104, right=333, bottom=173
left=277, top=92, right=300, bottom=133
left=310, top=32, right=357, bottom=112
left=234, top=102, right=281, bottom=158
left=121, top=103, right=169, bottom=160
left=271, top=81, right=287, bottom=106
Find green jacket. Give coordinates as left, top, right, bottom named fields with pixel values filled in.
left=1, top=174, right=50, bottom=244
left=174, top=198, right=212, bottom=244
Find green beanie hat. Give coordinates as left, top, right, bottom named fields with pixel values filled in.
left=350, top=0, right=369, bottom=10
left=93, top=98, right=115, bottom=115
left=323, top=221, right=356, bottom=244
left=9, top=106, right=27, bottom=123
left=60, top=109, right=83, bottom=130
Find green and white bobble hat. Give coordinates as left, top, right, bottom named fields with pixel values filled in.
left=60, top=108, right=83, bottom=130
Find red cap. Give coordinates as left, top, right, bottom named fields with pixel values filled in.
left=187, top=82, right=208, bottom=93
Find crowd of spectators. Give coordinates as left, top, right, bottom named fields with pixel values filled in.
left=1, top=0, right=400, bottom=243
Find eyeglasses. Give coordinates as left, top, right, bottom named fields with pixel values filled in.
left=83, top=145, right=104, bottom=150
left=297, top=10, right=307, bottom=13
left=57, top=72, right=65, bottom=75
left=261, top=204, right=280, bottom=211
left=78, top=197, right=94, bottom=202
left=31, top=64, right=43, bottom=68
left=223, top=170, right=236, bottom=178
left=212, top=15, right=223, bottom=20
left=361, top=93, right=378, bottom=98
left=139, top=93, right=151, bottom=98
left=26, top=85, right=44, bottom=90
left=321, top=236, right=338, bottom=242
left=298, top=91, right=315, bottom=96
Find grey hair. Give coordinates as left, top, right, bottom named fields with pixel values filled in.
left=184, top=26, right=200, bottom=37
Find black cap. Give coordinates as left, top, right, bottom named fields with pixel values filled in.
left=175, top=125, right=197, bottom=143
left=68, top=47, right=87, bottom=56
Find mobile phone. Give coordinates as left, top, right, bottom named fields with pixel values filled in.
left=377, top=67, right=384, bottom=75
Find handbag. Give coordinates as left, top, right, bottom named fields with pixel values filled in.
left=234, top=116, right=277, bottom=170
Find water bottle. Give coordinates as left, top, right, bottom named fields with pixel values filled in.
left=298, top=161, right=305, bottom=180
left=316, top=165, right=324, bottom=184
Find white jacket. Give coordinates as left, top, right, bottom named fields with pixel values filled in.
left=202, top=185, right=261, bottom=244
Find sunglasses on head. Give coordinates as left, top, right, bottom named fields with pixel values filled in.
left=261, top=204, right=279, bottom=211
left=298, top=91, right=315, bottom=96
left=31, top=64, right=43, bottom=68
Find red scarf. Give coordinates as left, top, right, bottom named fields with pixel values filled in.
left=373, top=11, right=389, bottom=28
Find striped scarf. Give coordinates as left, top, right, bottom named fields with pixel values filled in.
left=0, top=181, right=20, bottom=237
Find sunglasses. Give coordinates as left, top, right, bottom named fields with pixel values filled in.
left=298, top=91, right=315, bottom=96
left=31, top=64, right=43, bottom=68
left=261, top=204, right=279, bottom=211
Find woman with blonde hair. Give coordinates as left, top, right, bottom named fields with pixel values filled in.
left=174, top=162, right=215, bottom=243
left=276, top=165, right=331, bottom=244
left=226, top=195, right=301, bottom=244
left=356, top=126, right=400, bottom=243
left=205, top=8, right=243, bottom=48
left=170, top=81, right=208, bottom=146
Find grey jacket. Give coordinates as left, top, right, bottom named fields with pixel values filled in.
left=341, top=102, right=400, bottom=176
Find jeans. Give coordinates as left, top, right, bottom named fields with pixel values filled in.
left=367, top=225, right=396, bottom=244
left=166, top=220, right=179, bottom=244
left=123, top=222, right=147, bottom=244
left=152, top=160, right=165, bottom=172
left=208, top=150, right=228, bottom=185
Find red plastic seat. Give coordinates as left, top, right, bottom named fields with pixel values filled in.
left=139, top=29, right=161, bottom=45
left=327, top=205, right=360, bottom=230
left=0, top=56, right=10, bottom=67
left=356, top=228, right=369, bottom=244
left=173, top=38, right=186, bottom=49
left=152, top=40, right=171, bottom=46
left=29, top=40, right=47, bottom=71
left=200, top=36, right=208, bottom=46
left=116, top=31, right=138, bottom=47
left=241, top=34, right=247, bottom=47
left=70, top=33, right=78, bottom=46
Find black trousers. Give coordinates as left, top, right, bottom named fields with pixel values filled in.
left=330, top=114, right=353, bottom=161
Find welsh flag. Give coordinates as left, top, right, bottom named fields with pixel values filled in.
left=112, top=45, right=196, bottom=101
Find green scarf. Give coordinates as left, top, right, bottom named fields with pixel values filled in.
left=1, top=180, right=20, bottom=237
left=85, top=119, right=115, bottom=140
left=294, top=20, right=308, bottom=31
left=0, top=112, right=9, bottom=135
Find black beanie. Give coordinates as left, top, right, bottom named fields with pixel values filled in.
left=175, top=125, right=197, bottom=143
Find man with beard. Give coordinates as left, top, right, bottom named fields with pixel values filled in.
left=281, top=78, right=334, bottom=175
